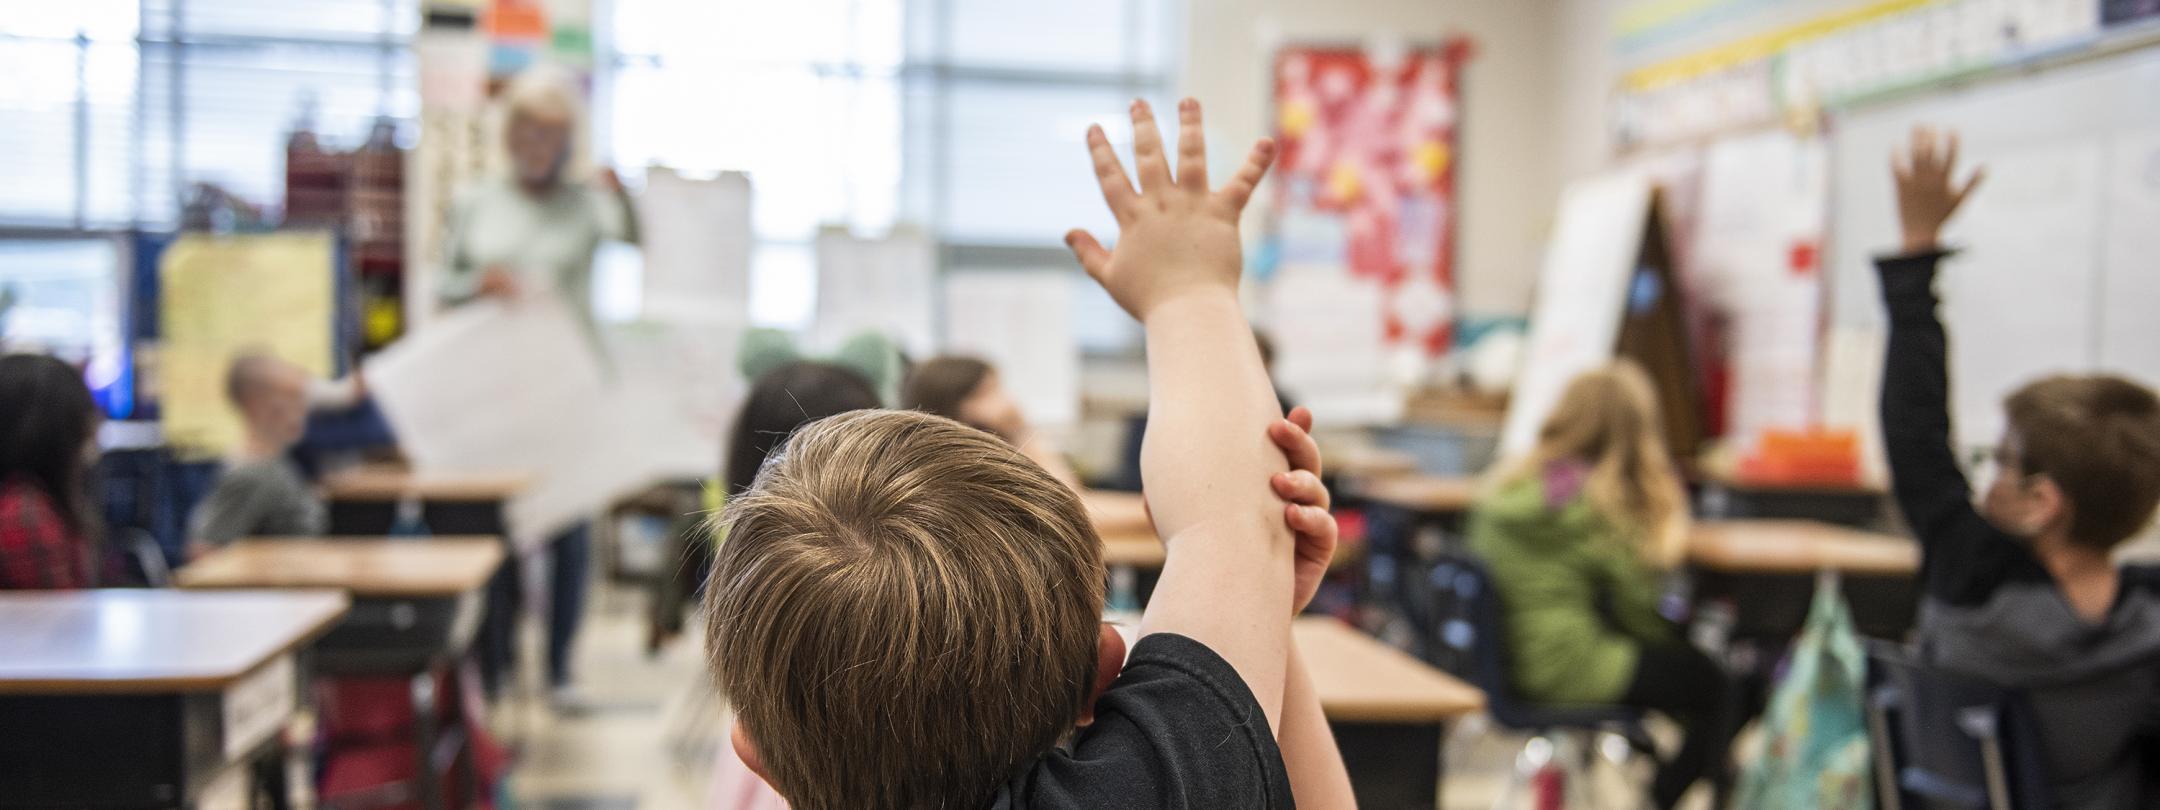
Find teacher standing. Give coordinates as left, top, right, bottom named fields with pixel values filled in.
left=439, top=68, right=639, bottom=711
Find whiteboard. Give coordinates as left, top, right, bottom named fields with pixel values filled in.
left=1500, top=171, right=1653, bottom=457
left=1824, top=46, right=2160, bottom=463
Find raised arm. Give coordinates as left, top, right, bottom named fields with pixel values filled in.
left=1066, top=98, right=1295, bottom=729
left=1878, top=128, right=2005, bottom=559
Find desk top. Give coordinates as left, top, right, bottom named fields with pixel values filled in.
left=1100, top=529, right=1167, bottom=569
left=322, top=464, right=533, bottom=502
left=1351, top=474, right=1480, bottom=514
left=1327, top=446, right=1421, bottom=479
left=1293, top=617, right=1486, bottom=723
left=176, top=537, right=505, bottom=598
left=1687, top=519, right=1919, bottom=577
left=1083, top=490, right=1152, bottom=536
left=0, top=590, right=349, bottom=695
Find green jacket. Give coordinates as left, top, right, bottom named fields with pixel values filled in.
left=1466, top=474, right=1678, bottom=705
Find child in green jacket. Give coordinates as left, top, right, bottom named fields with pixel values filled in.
left=1468, top=360, right=1738, bottom=809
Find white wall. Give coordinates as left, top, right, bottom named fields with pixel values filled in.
left=1183, top=0, right=1564, bottom=318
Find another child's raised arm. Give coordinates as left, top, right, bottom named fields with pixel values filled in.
left=1066, top=98, right=1296, bottom=730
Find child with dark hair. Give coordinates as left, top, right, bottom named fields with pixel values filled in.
left=0, top=354, right=103, bottom=590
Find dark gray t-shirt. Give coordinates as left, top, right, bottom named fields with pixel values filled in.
left=189, top=458, right=326, bottom=547
left=990, top=633, right=1295, bottom=809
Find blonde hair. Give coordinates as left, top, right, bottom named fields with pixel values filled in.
left=1499, top=360, right=1688, bottom=565
left=490, top=66, right=587, bottom=176
left=702, top=409, right=1105, bottom=809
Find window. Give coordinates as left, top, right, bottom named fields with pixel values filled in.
left=601, top=0, right=1176, bottom=344
left=0, top=0, right=416, bottom=230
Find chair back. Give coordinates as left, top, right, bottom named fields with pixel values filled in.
left=1866, top=641, right=2051, bottom=810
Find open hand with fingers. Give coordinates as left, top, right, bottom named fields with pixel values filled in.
left=1891, top=126, right=1985, bottom=254
left=1065, top=98, right=1275, bottom=322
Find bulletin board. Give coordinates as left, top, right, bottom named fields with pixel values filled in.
left=1268, top=41, right=1474, bottom=358
left=158, top=232, right=338, bottom=456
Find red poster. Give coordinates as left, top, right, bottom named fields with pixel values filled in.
left=1269, top=41, right=1473, bottom=357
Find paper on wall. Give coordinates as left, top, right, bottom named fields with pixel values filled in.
left=1262, top=265, right=1402, bottom=426
left=1500, top=172, right=1653, bottom=458
left=942, top=272, right=1079, bottom=428
left=639, top=168, right=752, bottom=316
left=814, top=225, right=937, bottom=357
left=159, top=233, right=337, bottom=456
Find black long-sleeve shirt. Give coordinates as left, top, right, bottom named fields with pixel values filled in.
left=1877, top=251, right=2160, bottom=809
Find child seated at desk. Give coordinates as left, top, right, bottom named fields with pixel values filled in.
left=1877, top=127, right=2160, bottom=808
left=702, top=99, right=1355, bottom=808
left=187, top=352, right=330, bottom=557
left=1467, top=361, right=1741, bottom=810
left=902, top=355, right=1082, bottom=490
left=0, top=354, right=103, bottom=590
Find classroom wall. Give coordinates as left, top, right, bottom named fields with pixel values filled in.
left=1183, top=0, right=1565, bottom=318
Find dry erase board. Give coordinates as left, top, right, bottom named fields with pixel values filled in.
left=1824, top=45, right=2160, bottom=459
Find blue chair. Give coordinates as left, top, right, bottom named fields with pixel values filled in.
left=1427, top=554, right=1657, bottom=808
left=1866, top=641, right=2051, bottom=810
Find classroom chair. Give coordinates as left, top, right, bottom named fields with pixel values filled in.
left=1865, top=641, right=2051, bottom=810
left=1426, top=554, right=1657, bottom=809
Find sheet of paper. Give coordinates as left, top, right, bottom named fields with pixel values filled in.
left=814, top=225, right=937, bottom=358
left=1501, top=172, right=1652, bottom=457
left=158, top=233, right=337, bottom=456
left=638, top=168, right=752, bottom=316
left=600, top=313, right=746, bottom=482
left=2100, top=127, right=2160, bottom=390
left=942, top=272, right=1079, bottom=428
left=1262, top=266, right=1402, bottom=425
left=365, top=295, right=626, bottom=543
left=1690, top=132, right=1829, bottom=450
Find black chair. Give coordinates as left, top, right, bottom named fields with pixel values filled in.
left=1866, top=641, right=2051, bottom=810
left=1427, top=554, right=1657, bottom=809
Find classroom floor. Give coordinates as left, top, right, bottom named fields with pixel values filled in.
left=496, top=577, right=1701, bottom=810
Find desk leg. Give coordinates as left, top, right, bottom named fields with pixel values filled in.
left=412, top=671, right=445, bottom=810
left=1333, top=720, right=1442, bottom=810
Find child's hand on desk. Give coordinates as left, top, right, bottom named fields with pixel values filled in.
left=1891, top=126, right=1985, bottom=254
left=1065, top=98, right=1275, bottom=322
left=1268, top=406, right=1337, bottom=614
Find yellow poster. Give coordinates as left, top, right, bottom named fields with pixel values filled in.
left=159, top=232, right=336, bottom=456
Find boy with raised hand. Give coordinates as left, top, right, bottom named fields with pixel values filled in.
left=1879, top=126, right=2160, bottom=808
left=704, top=97, right=1352, bottom=810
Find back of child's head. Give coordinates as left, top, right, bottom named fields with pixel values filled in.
left=1514, top=360, right=1686, bottom=562
left=724, top=361, right=882, bottom=497
left=900, top=355, right=993, bottom=422
left=0, top=353, right=97, bottom=527
left=2004, top=374, right=2160, bottom=550
left=704, top=409, right=1105, bottom=809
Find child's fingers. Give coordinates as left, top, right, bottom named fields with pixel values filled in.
left=1129, top=100, right=1173, bottom=194
left=1086, top=124, right=1137, bottom=222
left=1287, top=405, right=1315, bottom=433
left=1065, top=230, right=1112, bottom=282
left=1175, top=98, right=1208, bottom=192
left=1272, top=470, right=1331, bottom=510
left=1268, top=419, right=1323, bottom=475
left=1216, top=138, right=1277, bottom=215
left=1286, top=504, right=1338, bottom=545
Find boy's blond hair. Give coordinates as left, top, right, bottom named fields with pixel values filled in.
left=2005, top=375, right=2160, bottom=550
left=703, top=409, right=1105, bottom=809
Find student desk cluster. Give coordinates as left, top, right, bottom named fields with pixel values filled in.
left=0, top=590, right=349, bottom=808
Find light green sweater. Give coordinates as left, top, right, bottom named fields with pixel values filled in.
left=1466, top=474, right=1677, bottom=705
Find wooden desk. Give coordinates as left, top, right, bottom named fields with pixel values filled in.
left=320, top=465, right=531, bottom=697
left=1082, top=490, right=1151, bottom=536
left=1687, top=519, right=1920, bottom=643
left=1327, top=445, right=1421, bottom=480
left=178, top=538, right=505, bottom=810
left=1293, top=617, right=1486, bottom=808
left=178, top=537, right=504, bottom=598
left=1688, top=519, right=1918, bottom=577
left=1352, top=473, right=1479, bottom=515
left=0, top=590, right=348, bottom=807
